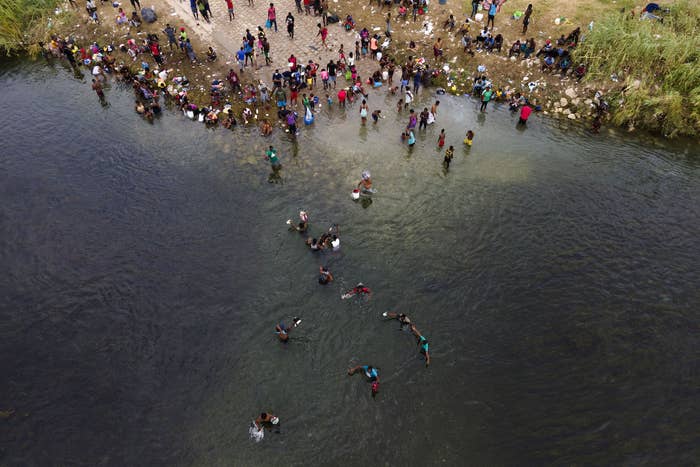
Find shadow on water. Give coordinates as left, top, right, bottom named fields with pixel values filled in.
left=0, top=59, right=699, bottom=466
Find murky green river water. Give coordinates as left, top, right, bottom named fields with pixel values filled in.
left=0, top=60, right=698, bottom=466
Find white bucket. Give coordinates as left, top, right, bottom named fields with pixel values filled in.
left=351, top=189, right=360, bottom=200
left=475, top=13, right=484, bottom=22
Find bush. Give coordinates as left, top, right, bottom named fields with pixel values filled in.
left=575, top=0, right=700, bottom=137
left=0, top=0, right=62, bottom=55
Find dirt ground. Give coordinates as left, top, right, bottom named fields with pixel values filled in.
left=48, top=0, right=636, bottom=120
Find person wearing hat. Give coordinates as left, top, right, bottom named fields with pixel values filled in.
left=341, top=283, right=371, bottom=299
left=255, top=412, right=280, bottom=430
left=357, top=170, right=372, bottom=193
left=536, top=39, right=553, bottom=58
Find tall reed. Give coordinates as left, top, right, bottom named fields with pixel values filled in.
left=0, top=0, right=62, bottom=55
left=575, top=0, right=700, bottom=137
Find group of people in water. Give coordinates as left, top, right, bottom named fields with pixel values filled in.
left=254, top=188, right=432, bottom=434
left=50, top=0, right=611, bottom=438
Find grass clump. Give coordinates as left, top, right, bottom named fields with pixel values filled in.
left=575, top=0, right=700, bottom=137
left=0, top=0, right=63, bottom=55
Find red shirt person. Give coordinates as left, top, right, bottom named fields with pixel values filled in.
left=519, top=104, right=532, bottom=124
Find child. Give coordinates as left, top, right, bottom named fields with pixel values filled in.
left=407, top=129, right=416, bottom=147
left=443, top=145, right=454, bottom=169
left=326, top=94, right=332, bottom=106
left=437, top=129, right=446, bottom=148
left=371, top=109, right=381, bottom=124
left=404, top=89, right=413, bottom=109
left=310, top=93, right=316, bottom=111
left=359, top=99, right=368, bottom=124
left=464, top=130, right=474, bottom=146
left=396, top=99, right=403, bottom=112
left=321, top=68, right=329, bottom=89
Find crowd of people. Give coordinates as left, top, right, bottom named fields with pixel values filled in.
left=46, top=0, right=612, bottom=438
left=41, top=0, right=610, bottom=154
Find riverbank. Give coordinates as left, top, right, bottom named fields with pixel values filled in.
left=10, top=0, right=700, bottom=137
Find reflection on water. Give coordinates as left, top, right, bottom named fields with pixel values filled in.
left=0, top=60, right=699, bottom=466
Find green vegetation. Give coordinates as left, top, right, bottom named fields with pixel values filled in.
left=576, top=0, right=700, bottom=137
left=0, top=0, right=63, bottom=55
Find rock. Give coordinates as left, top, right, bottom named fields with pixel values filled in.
left=559, top=97, right=568, bottom=106
left=567, top=113, right=576, bottom=120
left=562, top=108, right=571, bottom=115
left=631, top=79, right=641, bottom=89
left=584, top=98, right=592, bottom=105
left=565, top=87, right=577, bottom=99
left=572, top=98, right=580, bottom=105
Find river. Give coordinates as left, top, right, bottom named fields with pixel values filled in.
left=0, top=60, right=698, bottom=466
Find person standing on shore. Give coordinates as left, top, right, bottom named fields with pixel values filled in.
left=189, top=0, right=198, bottom=20
left=317, top=23, right=329, bottom=48
left=184, top=38, right=197, bottom=62
left=522, top=4, right=532, bottom=34
left=267, top=3, right=277, bottom=32
left=150, top=41, right=163, bottom=65
left=130, top=0, right=141, bottom=12
left=321, top=0, right=329, bottom=26
left=248, top=0, right=254, bottom=7
left=470, top=0, right=481, bottom=17
left=286, top=12, right=295, bottom=38
left=226, top=0, right=235, bottom=21
left=163, top=24, right=177, bottom=50
left=486, top=0, right=498, bottom=30
left=197, top=0, right=210, bottom=23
